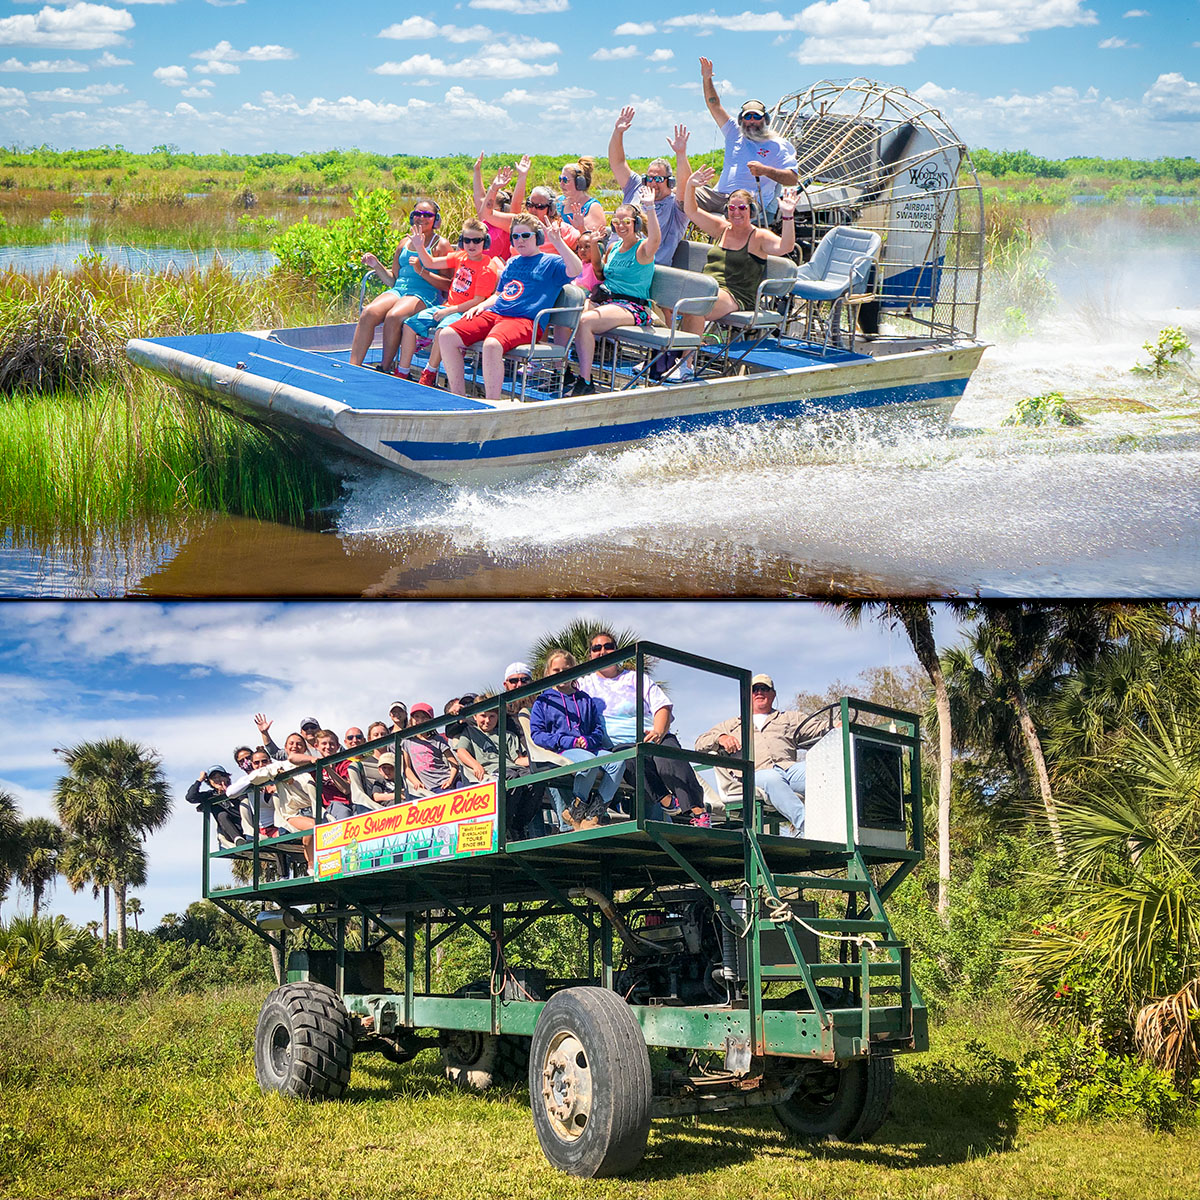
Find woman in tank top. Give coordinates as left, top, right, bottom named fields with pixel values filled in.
left=350, top=197, right=454, bottom=371
left=569, top=188, right=661, bottom=396
left=670, top=165, right=797, bottom=381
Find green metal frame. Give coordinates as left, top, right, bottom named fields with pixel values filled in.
left=208, top=644, right=927, bottom=1064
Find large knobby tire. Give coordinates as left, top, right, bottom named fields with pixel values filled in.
left=773, top=1055, right=894, bottom=1143
left=529, top=987, right=652, bottom=1178
left=441, top=1030, right=530, bottom=1090
left=254, top=981, right=354, bottom=1100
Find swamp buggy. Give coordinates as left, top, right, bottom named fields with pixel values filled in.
left=203, top=642, right=926, bottom=1177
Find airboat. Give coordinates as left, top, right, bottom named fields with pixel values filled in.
left=127, top=81, right=986, bottom=484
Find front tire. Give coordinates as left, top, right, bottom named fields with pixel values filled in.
left=254, top=980, right=354, bottom=1100
left=773, top=1055, right=894, bottom=1142
left=529, top=987, right=652, bottom=1178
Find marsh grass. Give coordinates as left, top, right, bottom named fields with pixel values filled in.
left=1, top=988, right=1197, bottom=1200
left=0, top=261, right=346, bottom=527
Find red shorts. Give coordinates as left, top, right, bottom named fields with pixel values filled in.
left=451, top=309, right=535, bottom=353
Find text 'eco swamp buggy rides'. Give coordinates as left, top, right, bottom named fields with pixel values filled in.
left=201, top=642, right=926, bottom=1178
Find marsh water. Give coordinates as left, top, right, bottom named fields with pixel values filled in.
left=2, top=221, right=1198, bottom=597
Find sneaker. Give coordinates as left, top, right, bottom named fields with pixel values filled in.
left=689, top=810, right=712, bottom=828
left=392, top=366, right=410, bottom=379
left=569, top=376, right=596, bottom=397
left=658, top=797, right=684, bottom=818
left=417, top=368, right=438, bottom=388
left=260, top=825, right=279, bottom=839
left=663, top=360, right=695, bottom=383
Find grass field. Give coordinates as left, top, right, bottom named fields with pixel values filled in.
left=1, top=988, right=1196, bottom=1199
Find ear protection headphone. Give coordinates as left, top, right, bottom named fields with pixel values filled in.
left=642, top=169, right=676, bottom=189
left=512, top=222, right=545, bottom=247
left=409, top=199, right=442, bottom=230
left=724, top=195, right=759, bottom=220
left=738, top=99, right=770, bottom=123
left=563, top=166, right=588, bottom=191
left=457, top=228, right=492, bottom=250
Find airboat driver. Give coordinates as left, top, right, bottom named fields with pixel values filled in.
left=606, top=108, right=692, bottom=265
left=695, top=674, right=833, bottom=837
left=696, top=58, right=799, bottom=221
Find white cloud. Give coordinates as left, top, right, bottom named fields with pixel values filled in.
left=665, top=10, right=804, bottom=32
left=1122, top=8, right=1148, bottom=15
left=29, top=80, right=124, bottom=101
left=0, top=3, right=133, bottom=50
left=191, top=39, right=295, bottom=63
left=501, top=84, right=593, bottom=103
left=468, top=0, right=568, bottom=10
left=1143, top=72, right=1200, bottom=121
left=181, top=86, right=211, bottom=98
left=1098, top=36, right=1134, bottom=48
left=375, top=37, right=558, bottom=79
left=791, top=0, right=1099, bottom=66
left=206, top=0, right=246, bottom=6
left=591, top=45, right=638, bottom=61
left=647, top=48, right=674, bottom=62
left=0, top=56, right=88, bottom=72
left=95, top=50, right=130, bottom=66
left=153, top=64, right=188, bottom=86
left=0, top=84, right=27, bottom=106
left=199, top=59, right=238, bottom=74
left=614, top=21, right=656, bottom=35
left=379, top=18, right=491, bottom=42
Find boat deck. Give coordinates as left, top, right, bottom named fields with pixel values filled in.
left=147, top=328, right=874, bottom=413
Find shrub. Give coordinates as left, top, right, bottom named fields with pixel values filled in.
left=1015, top=1026, right=1191, bottom=1130
left=1003, top=392, right=1085, bottom=427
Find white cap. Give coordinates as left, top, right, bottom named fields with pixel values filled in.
left=504, top=662, right=533, bottom=680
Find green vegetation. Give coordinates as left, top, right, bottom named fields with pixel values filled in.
left=1133, top=326, right=1194, bottom=378
left=1002, top=392, right=1085, bottom=427
left=0, top=260, right=345, bottom=532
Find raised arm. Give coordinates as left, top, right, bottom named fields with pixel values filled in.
left=544, top=222, right=582, bottom=278
left=361, top=248, right=396, bottom=288
left=510, top=154, right=530, bottom=213
left=472, top=150, right=487, bottom=211
left=682, top=165, right=727, bottom=240
left=634, top=185, right=661, bottom=265
left=607, top=106, right=636, bottom=190
left=668, top=124, right=693, bottom=197
left=477, top=174, right=516, bottom=228
left=699, top=58, right=731, bottom=129
left=751, top=188, right=798, bottom=257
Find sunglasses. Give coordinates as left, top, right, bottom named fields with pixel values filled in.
left=611, top=216, right=635, bottom=225
left=506, top=674, right=532, bottom=684
left=728, top=202, right=751, bottom=212
left=741, top=111, right=766, bottom=122
left=410, top=210, right=437, bottom=221
left=751, top=684, right=773, bottom=693
left=345, top=734, right=365, bottom=742
left=460, top=235, right=485, bottom=244
left=644, top=174, right=667, bottom=183
left=589, top=642, right=617, bottom=653
left=559, top=175, right=575, bottom=183
left=510, top=230, right=536, bottom=241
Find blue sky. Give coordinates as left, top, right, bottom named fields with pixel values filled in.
left=0, top=600, right=946, bottom=928
left=0, top=1, right=1197, bottom=158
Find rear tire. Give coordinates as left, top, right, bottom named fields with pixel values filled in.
left=773, top=1055, right=894, bottom=1142
left=254, top=981, right=354, bottom=1100
left=529, top=986, right=652, bottom=1178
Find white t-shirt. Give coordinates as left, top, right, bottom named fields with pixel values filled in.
left=581, top=669, right=671, bottom=744
left=716, top=118, right=798, bottom=206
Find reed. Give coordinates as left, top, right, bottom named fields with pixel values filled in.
left=0, top=260, right=346, bottom=528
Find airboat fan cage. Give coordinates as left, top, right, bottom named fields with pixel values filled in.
left=773, top=79, right=983, bottom=342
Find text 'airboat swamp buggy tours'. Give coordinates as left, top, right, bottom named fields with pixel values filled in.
left=127, top=80, right=987, bottom=483
left=206, top=641, right=928, bottom=1177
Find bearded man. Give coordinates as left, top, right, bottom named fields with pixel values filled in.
left=696, top=57, right=799, bottom=220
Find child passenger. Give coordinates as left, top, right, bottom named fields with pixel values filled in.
left=437, top=214, right=582, bottom=401
left=396, top=217, right=503, bottom=387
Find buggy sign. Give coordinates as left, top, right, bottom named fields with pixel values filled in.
left=314, top=782, right=498, bottom=880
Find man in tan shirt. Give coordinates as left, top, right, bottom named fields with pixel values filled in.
left=695, top=674, right=832, bottom=836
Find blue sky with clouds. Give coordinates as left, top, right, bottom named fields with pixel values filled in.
left=0, top=1, right=1197, bottom=158
left=0, top=600, right=947, bottom=928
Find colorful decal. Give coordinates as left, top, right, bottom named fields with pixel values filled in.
left=313, top=782, right=498, bottom=881
left=499, top=279, right=526, bottom=302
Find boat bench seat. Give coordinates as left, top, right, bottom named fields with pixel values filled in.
left=600, top=266, right=720, bottom=388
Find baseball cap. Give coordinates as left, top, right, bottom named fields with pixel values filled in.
left=389, top=700, right=407, bottom=712
left=207, top=764, right=230, bottom=778
left=410, top=702, right=435, bottom=719
left=751, top=673, right=775, bottom=689
left=504, top=661, right=532, bottom=680
left=377, top=752, right=396, bottom=768
left=299, top=716, right=320, bottom=730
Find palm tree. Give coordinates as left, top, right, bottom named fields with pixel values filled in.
left=526, top=617, right=644, bottom=679
left=0, top=788, right=21, bottom=909
left=53, top=738, right=170, bottom=950
left=59, top=831, right=119, bottom=946
left=827, top=602, right=966, bottom=919
left=126, top=897, right=143, bottom=933
left=15, top=818, right=64, bottom=920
